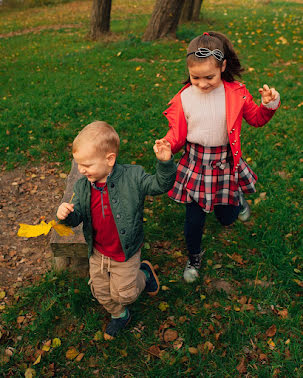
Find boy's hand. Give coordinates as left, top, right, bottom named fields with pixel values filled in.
left=57, top=202, right=74, bottom=220
left=259, top=84, right=279, bottom=104
left=153, top=139, right=172, bottom=161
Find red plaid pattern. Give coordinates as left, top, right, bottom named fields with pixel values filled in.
left=168, top=143, right=257, bottom=212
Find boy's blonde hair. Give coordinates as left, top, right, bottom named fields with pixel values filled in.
left=73, top=121, right=120, bottom=156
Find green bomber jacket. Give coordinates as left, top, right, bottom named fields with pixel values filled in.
left=61, top=157, right=177, bottom=260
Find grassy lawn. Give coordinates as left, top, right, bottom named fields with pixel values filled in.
left=0, top=0, right=302, bottom=376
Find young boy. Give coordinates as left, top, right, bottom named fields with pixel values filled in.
left=57, top=121, right=176, bottom=339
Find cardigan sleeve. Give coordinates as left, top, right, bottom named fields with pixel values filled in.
left=242, top=87, right=280, bottom=128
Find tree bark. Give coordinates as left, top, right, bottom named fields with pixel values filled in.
left=192, top=0, right=203, bottom=20
left=180, top=0, right=194, bottom=23
left=89, top=0, right=112, bottom=40
left=143, top=0, right=186, bottom=41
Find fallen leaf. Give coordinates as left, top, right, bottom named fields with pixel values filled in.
left=278, top=309, right=288, bottom=319
left=33, top=354, right=41, bottom=365
left=51, top=338, right=61, bottom=348
left=173, top=339, right=183, bottom=351
left=75, top=352, right=85, bottom=362
left=0, top=290, right=5, bottom=300
left=159, top=302, right=169, bottom=312
left=66, top=347, right=80, bottom=360
left=163, top=329, right=178, bottom=342
left=93, top=330, right=103, bottom=341
left=148, top=345, right=161, bottom=358
left=267, top=338, right=275, bottom=349
left=188, top=347, right=198, bottom=354
left=25, top=368, right=36, bottom=378
left=266, top=324, right=277, bottom=337
left=236, top=357, right=247, bottom=373
left=17, top=316, right=25, bottom=324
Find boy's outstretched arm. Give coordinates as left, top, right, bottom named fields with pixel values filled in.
left=153, top=139, right=172, bottom=161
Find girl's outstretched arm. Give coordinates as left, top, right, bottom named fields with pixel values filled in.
left=258, top=84, right=279, bottom=105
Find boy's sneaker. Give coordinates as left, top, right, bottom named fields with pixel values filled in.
left=140, top=260, right=160, bottom=296
left=104, top=310, right=131, bottom=340
left=183, top=250, right=205, bottom=283
left=238, top=192, right=251, bottom=222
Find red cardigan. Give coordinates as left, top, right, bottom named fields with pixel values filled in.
left=163, top=81, right=280, bottom=172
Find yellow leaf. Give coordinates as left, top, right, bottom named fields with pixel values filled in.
left=52, top=338, right=61, bottom=348
left=66, top=347, right=79, bottom=360
left=25, top=368, right=36, bottom=378
left=18, top=221, right=52, bottom=237
left=120, top=349, right=127, bottom=357
left=52, top=221, right=74, bottom=236
left=267, top=338, right=275, bottom=349
left=161, top=286, right=170, bottom=291
left=159, top=302, right=169, bottom=312
left=136, top=66, right=141, bottom=71
left=200, top=295, right=206, bottom=301
left=0, top=290, right=5, bottom=300
left=42, top=345, right=51, bottom=352
left=33, top=354, right=41, bottom=365
left=93, top=330, right=103, bottom=341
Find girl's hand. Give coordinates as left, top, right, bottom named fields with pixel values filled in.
left=259, top=84, right=279, bottom=104
left=57, top=202, right=74, bottom=220
left=153, top=139, right=172, bottom=161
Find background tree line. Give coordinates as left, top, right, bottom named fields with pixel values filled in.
left=90, top=0, right=204, bottom=40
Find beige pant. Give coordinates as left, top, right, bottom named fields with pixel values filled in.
left=89, top=249, right=146, bottom=317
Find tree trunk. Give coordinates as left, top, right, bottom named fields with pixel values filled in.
left=89, top=0, right=112, bottom=40
left=143, top=0, right=186, bottom=41
left=180, top=0, right=194, bottom=23
left=192, top=0, right=203, bottom=20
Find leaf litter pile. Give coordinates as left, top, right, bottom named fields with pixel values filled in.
left=0, top=163, right=66, bottom=300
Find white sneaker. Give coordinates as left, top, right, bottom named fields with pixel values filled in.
left=183, top=250, right=205, bottom=283
left=238, top=192, right=251, bottom=222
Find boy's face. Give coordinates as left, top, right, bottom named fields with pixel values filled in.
left=73, top=144, right=116, bottom=183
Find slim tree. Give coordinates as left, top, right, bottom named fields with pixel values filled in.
left=143, top=0, right=186, bottom=41
left=180, top=0, right=203, bottom=22
left=90, top=0, right=112, bottom=40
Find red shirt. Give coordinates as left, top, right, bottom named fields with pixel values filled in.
left=90, top=182, right=125, bottom=262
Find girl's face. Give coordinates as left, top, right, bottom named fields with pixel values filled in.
left=188, top=58, right=226, bottom=94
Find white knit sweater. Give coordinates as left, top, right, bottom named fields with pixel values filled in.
left=180, top=84, right=280, bottom=147
left=181, top=84, right=229, bottom=147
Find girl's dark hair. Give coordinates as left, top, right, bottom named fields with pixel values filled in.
left=184, top=31, right=244, bottom=83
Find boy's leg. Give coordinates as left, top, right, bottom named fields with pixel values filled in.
left=103, top=250, right=146, bottom=340
left=214, top=204, right=240, bottom=226
left=183, top=201, right=207, bottom=283
left=110, top=249, right=146, bottom=307
left=89, top=251, right=125, bottom=317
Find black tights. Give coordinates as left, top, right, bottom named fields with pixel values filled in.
left=184, top=201, right=240, bottom=255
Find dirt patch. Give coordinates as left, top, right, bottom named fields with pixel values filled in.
left=0, top=163, right=66, bottom=301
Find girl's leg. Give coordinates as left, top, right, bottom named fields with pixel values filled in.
left=183, top=201, right=206, bottom=283
left=184, top=201, right=207, bottom=255
left=214, top=204, right=240, bottom=226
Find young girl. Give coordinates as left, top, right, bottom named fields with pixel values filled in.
left=156, top=31, right=280, bottom=283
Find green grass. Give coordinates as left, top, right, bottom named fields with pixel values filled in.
left=1, top=0, right=303, bottom=376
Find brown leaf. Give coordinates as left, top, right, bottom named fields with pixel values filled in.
left=266, top=324, right=277, bottom=337
left=163, top=329, right=178, bottom=342
left=148, top=345, right=161, bottom=358
left=236, top=357, right=247, bottom=373
left=188, top=347, right=198, bottom=354
left=259, top=353, right=268, bottom=361
left=278, top=309, right=288, bottom=318
left=75, top=352, right=85, bottom=362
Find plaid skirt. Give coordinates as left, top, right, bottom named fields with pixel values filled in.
left=168, top=143, right=257, bottom=213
